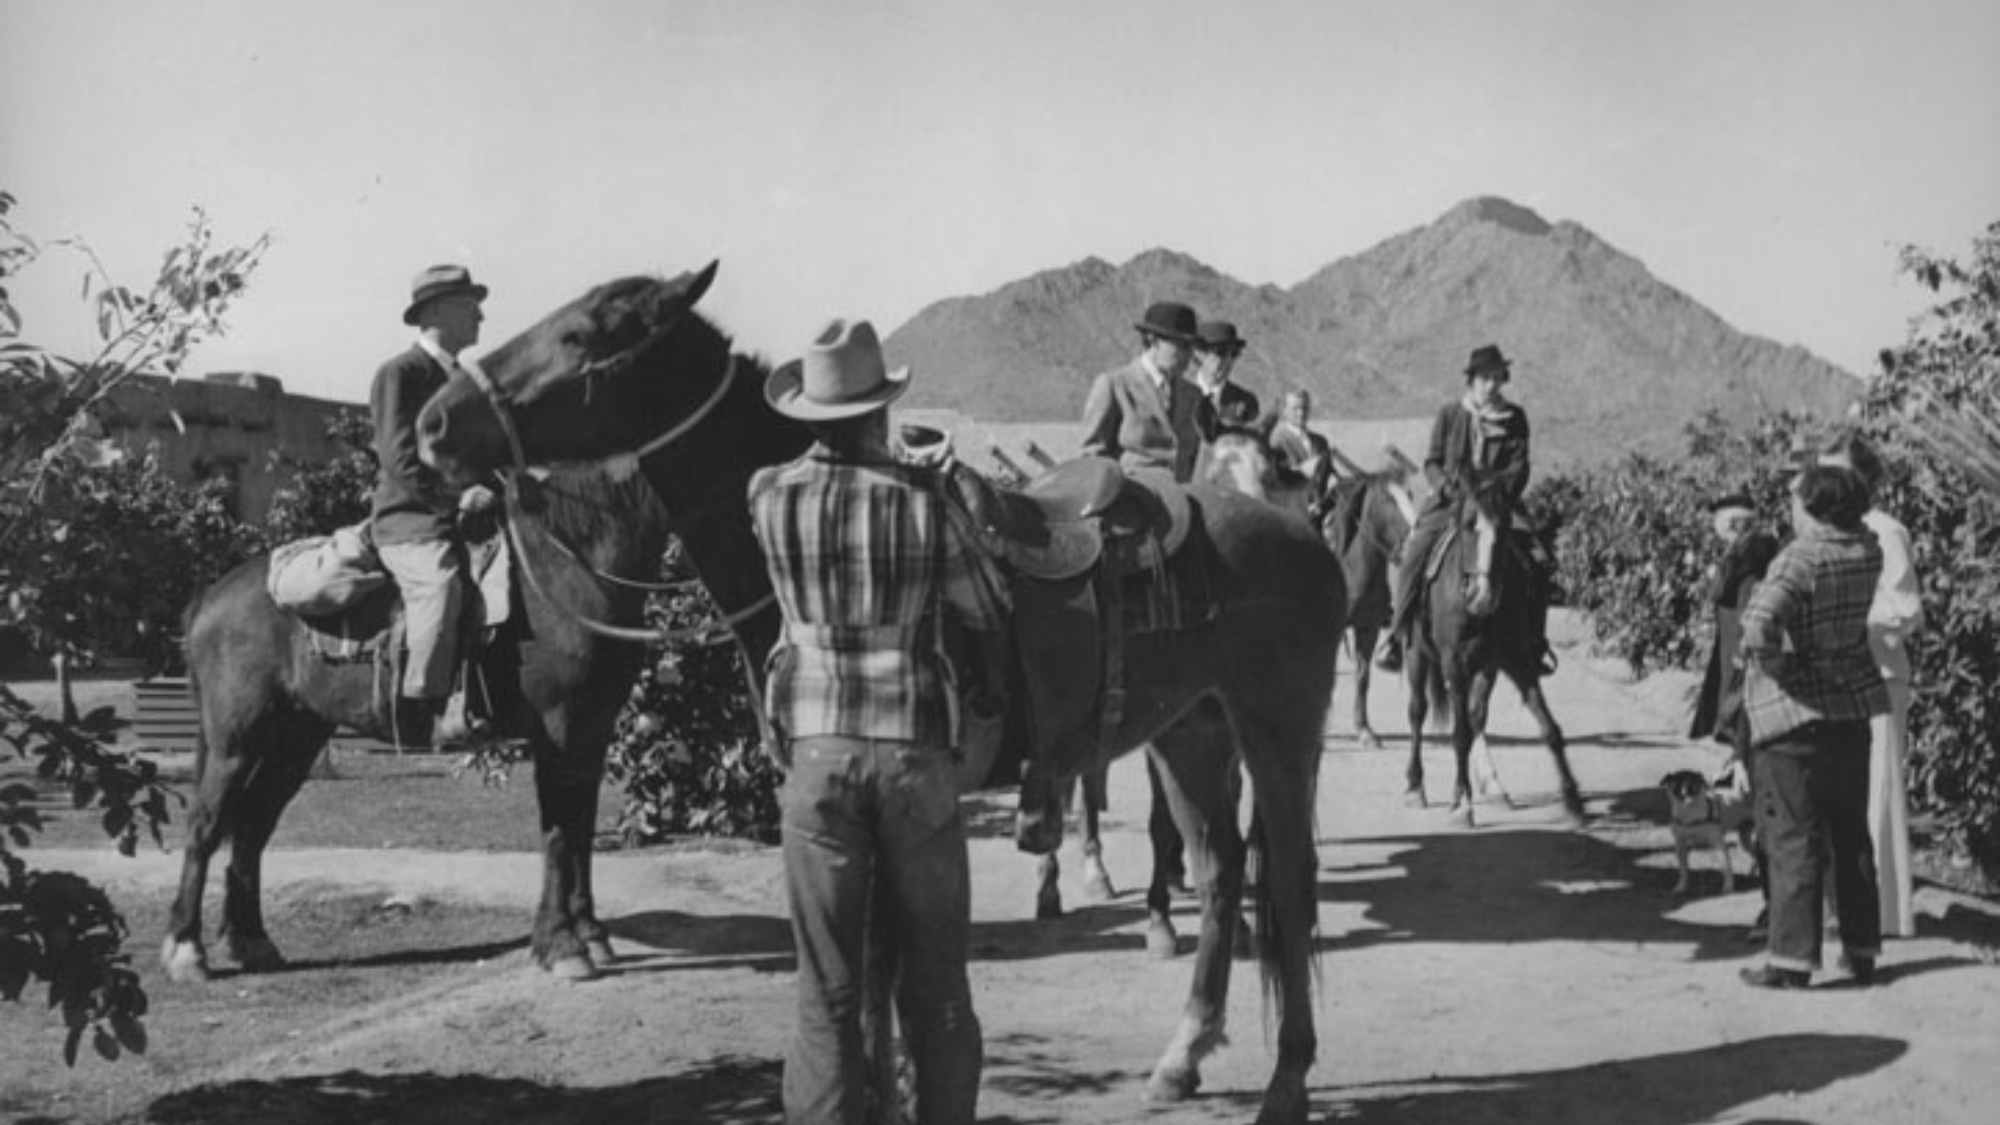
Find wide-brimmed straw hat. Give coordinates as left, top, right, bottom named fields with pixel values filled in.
left=1464, top=344, right=1513, bottom=379
left=402, top=264, right=488, bottom=325
left=764, top=318, right=910, bottom=420
left=1134, top=301, right=1199, bottom=344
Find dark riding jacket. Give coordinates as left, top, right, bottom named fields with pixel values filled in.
left=1421, top=399, right=1530, bottom=523
left=369, top=345, right=456, bottom=545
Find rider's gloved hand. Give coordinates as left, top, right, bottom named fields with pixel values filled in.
left=459, top=484, right=498, bottom=514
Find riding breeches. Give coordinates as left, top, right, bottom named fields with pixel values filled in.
left=377, top=537, right=465, bottom=699
left=1389, top=509, right=1452, bottom=637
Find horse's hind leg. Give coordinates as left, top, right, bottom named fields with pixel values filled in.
left=1403, top=645, right=1430, bottom=807
left=1143, top=747, right=1186, bottom=958
left=1143, top=702, right=1247, bottom=1100
left=1465, top=671, right=1515, bottom=809
left=1350, top=623, right=1382, bottom=750
left=1079, top=765, right=1115, bottom=902
left=162, top=693, right=260, bottom=983
left=1034, top=777, right=1075, bottom=920
left=219, top=712, right=332, bottom=972
left=1507, top=667, right=1586, bottom=824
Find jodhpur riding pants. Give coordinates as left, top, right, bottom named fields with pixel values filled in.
left=782, top=735, right=981, bottom=1125
left=1752, top=721, right=1881, bottom=973
left=1390, top=509, right=1450, bottom=637
left=376, top=537, right=465, bottom=698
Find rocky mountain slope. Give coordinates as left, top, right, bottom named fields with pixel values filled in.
left=885, top=196, right=1859, bottom=466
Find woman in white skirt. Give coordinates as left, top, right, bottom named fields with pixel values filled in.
left=1823, top=432, right=1925, bottom=937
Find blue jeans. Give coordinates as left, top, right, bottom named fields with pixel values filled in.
left=782, top=736, right=980, bottom=1125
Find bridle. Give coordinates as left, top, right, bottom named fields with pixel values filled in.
left=455, top=332, right=777, bottom=646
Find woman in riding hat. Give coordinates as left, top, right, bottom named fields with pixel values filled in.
left=1376, top=344, right=1532, bottom=672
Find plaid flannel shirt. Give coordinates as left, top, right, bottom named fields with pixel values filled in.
left=1738, top=524, right=1890, bottom=746
left=747, top=450, right=1006, bottom=746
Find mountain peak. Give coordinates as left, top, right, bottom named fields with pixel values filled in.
left=1444, top=195, right=1553, bottom=236
left=1124, top=246, right=1215, bottom=276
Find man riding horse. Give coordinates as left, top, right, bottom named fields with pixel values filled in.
left=1376, top=343, right=1545, bottom=673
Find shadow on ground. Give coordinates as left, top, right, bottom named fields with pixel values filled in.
left=129, top=1057, right=783, bottom=1125
left=1320, top=826, right=1752, bottom=960
left=605, top=910, right=797, bottom=974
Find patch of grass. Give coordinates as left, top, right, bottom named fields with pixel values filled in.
left=0, top=888, right=528, bottom=1125
left=8, top=751, right=622, bottom=854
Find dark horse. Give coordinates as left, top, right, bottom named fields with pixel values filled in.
left=417, top=264, right=1344, bottom=1123
left=1401, top=493, right=1585, bottom=826
left=1319, top=470, right=1449, bottom=748
left=158, top=271, right=777, bottom=985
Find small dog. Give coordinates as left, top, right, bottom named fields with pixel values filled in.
left=1661, top=767, right=1757, bottom=895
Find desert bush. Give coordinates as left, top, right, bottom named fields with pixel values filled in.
left=606, top=539, right=779, bottom=843
left=1857, top=220, right=2000, bottom=870
left=1527, top=410, right=1820, bottom=675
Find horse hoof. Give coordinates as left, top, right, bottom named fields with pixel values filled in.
left=1450, top=805, right=1475, bottom=829
left=585, top=937, right=616, bottom=967
left=1254, top=1075, right=1311, bottom=1125
left=160, top=936, right=211, bottom=984
left=1146, top=922, right=1181, bottom=959
left=1403, top=788, right=1427, bottom=809
left=1081, top=871, right=1116, bottom=903
left=225, top=934, right=286, bottom=973
left=1145, top=1065, right=1201, bottom=1102
left=546, top=953, right=600, bottom=982
left=1356, top=728, right=1382, bottom=751
left=1035, top=890, right=1064, bottom=920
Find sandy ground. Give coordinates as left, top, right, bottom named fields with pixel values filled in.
left=17, top=624, right=2000, bottom=1125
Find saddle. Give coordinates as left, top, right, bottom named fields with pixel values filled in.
left=941, top=457, right=1210, bottom=808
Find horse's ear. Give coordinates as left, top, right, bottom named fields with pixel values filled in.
left=676, top=259, right=720, bottom=309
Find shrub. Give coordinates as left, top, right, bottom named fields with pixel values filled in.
left=606, top=539, right=780, bottom=843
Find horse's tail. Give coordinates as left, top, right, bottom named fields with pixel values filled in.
left=1249, top=775, right=1323, bottom=1025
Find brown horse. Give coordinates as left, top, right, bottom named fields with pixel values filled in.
left=417, top=264, right=1344, bottom=1123
left=158, top=268, right=779, bottom=985
left=1402, top=494, right=1585, bottom=826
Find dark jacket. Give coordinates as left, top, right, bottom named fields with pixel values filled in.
left=369, top=345, right=455, bottom=545
left=1194, top=382, right=1261, bottom=442
left=1421, top=399, right=1530, bottom=521
left=1689, top=528, right=1782, bottom=742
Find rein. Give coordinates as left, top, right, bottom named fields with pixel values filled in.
left=465, top=345, right=776, bottom=646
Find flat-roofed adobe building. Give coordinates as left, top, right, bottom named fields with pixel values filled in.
left=99, top=370, right=364, bottom=523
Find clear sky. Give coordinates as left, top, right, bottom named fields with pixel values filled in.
left=4, top=0, right=1995, bottom=404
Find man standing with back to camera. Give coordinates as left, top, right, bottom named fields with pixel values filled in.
left=749, top=317, right=1007, bottom=1124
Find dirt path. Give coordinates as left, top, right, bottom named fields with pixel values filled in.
left=13, top=627, right=2000, bottom=1124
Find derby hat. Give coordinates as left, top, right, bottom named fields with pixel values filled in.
left=402, top=264, right=489, bottom=325
left=1464, top=344, right=1513, bottom=379
left=1707, top=492, right=1755, bottom=514
left=1134, top=301, right=1199, bottom=344
left=764, top=318, right=910, bottom=420
left=1196, top=320, right=1246, bottom=355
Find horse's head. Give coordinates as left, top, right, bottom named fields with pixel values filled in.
left=419, top=261, right=735, bottom=487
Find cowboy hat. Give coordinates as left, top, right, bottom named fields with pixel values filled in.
left=402, top=264, right=489, bottom=325
left=764, top=318, right=910, bottom=420
left=1464, top=344, right=1513, bottom=378
left=1195, top=320, right=1246, bottom=355
left=1133, top=301, right=1199, bottom=343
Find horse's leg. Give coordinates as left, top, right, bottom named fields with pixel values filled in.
left=219, top=713, right=332, bottom=972
left=1143, top=747, right=1183, bottom=958
left=530, top=734, right=599, bottom=980
left=1448, top=668, right=1489, bottom=827
left=162, top=694, right=261, bottom=984
left=1079, top=765, right=1115, bottom=902
left=1403, top=643, right=1429, bottom=807
left=1350, top=623, right=1381, bottom=750
left=1148, top=751, right=1189, bottom=894
left=563, top=743, right=615, bottom=966
left=1465, top=673, right=1515, bottom=808
left=1034, top=777, right=1074, bottom=920
left=1142, top=703, right=1247, bottom=1102
left=1508, top=667, right=1587, bottom=824
left=1232, top=757, right=1259, bottom=961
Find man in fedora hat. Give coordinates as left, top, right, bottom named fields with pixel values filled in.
left=748, top=318, right=1006, bottom=1125
left=1080, top=300, right=1205, bottom=482
left=1377, top=343, right=1535, bottom=672
left=369, top=263, right=497, bottom=744
left=1190, top=320, right=1261, bottom=442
